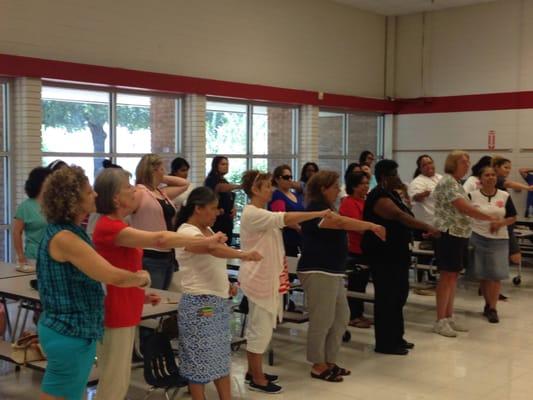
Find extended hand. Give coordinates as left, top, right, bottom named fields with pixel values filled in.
left=145, top=293, right=161, bottom=306
left=211, top=232, right=228, bottom=245
left=372, top=224, right=387, bottom=241
left=241, top=250, right=263, bottom=262
left=136, top=270, right=151, bottom=288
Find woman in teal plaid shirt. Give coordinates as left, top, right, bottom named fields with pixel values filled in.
left=37, top=166, right=151, bottom=400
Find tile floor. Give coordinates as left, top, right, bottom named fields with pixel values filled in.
left=1, top=266, right=533, bottom=399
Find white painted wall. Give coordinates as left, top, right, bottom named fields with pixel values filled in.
left=392, top=0, right=533, bottom=215
left=394, top=110, right=533, bottom=215
left=0, top=0, right=386, bottom=98
left=394, top=0, right=533, bottom=98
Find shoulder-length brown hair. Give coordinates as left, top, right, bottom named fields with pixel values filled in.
left=41, top=166, right=89, bottom=224
left=305, top=170, right=339, bottom=207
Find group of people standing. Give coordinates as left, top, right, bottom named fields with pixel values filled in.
left=6, top=148, right=532, bottom=399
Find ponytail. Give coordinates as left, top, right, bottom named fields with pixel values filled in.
left=175, top=186, right=218, bottom=229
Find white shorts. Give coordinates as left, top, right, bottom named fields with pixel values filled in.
left=245, top=301, right=276, bottom=354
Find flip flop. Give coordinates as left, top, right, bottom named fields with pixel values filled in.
left=310, top=368, right=343, bottom=382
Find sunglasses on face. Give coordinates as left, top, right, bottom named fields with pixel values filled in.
left=280, top=175, right=293, bottom=180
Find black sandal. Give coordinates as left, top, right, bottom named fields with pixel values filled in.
left=331, top=364, right=351, bottom=376
left=310, top=368, right=343, bottom=382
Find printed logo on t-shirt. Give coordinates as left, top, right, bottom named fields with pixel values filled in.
left=496, top=200, right=504, bottom=208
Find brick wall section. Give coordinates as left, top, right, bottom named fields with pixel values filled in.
left=267, top=107, right=293, bottom=170
left=10, top=78, right=42, bottom=261
left=150, top=96, right=177, bottom=171
left=318, top=114, right=344, bottom=157
left=183, top=94, right=206, bottom=186
left=347, top=113, right=378, bottom=161
left=298, top=105, right=319, bottom=168
left=14, top=78, right=42, bottom=207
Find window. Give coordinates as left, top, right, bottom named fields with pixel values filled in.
left=0, top=81, right=10, bottom=262
left=318, top=110, right=383, bottom=176
left=205, top=100, right=298, bottom=232
left=42, top=86, right=181, bottom=182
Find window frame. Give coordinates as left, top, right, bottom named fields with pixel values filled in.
left=41, top=82, right=184, bottom=174
left=205, top=97, right=299, bottom=175
left=0, top=79, right=12, bottom=262
left=318, top=108, right=385, bottom=174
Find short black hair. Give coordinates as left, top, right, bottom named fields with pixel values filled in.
left=374, top=159, right=399, bottom=183
left=471, top=155, right=492, bottom=177
left=171, top=157, right=190, bottom=175
left=47, top=159, right=67, bottom=172
left=25, top=167, right=52, bottom=198
left=345, top=172, right=368, bottom=195
left=344, top=162, right=361, bottom=185
left=102, top=159, right=122, bottom=169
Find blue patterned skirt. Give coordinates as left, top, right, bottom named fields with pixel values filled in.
left=177, top=294, right=231, bottom=384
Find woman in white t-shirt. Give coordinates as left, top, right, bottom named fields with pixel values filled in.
left=408, top=155, right=442, bottom=227
left=468, top=166, right=517, bottom=324
left=463, top=155, right=493, bottom=194
left=174, top=186, right=262, bottom=400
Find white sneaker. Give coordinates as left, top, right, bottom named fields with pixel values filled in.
left=433, top=319, right=457, bottom=337
left=447, top=316, right=469, bottom=332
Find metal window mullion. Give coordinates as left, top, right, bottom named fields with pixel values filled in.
left=175, top=98, right=182, bottom=154
left=292, top=108, right=299, bottom=174
left=342, top=113, right=349, bottom=172
left=377, top=115, right=385, bottom=159
left=110, top=92, right=117, bottom=162
left=246, top=104, right=253, bottom=170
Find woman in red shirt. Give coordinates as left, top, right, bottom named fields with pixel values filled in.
left=339, top=172, right=372, bottom=329
left=92, top=168, right=226, bottom=400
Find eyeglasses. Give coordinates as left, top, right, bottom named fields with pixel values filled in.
left=280, top=175, right=293, bottom=180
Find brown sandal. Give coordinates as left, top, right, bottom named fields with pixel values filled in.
left=310, top=368, right=343, bottom=382
left=331, top=364, right=351, bottom=376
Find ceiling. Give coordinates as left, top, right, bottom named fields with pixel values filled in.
left=332, top=0, right=499, bottom=16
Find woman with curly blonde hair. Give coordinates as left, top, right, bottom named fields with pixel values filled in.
left=37, top=166, right=151, bottom=400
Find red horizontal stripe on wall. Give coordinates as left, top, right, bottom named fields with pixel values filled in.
left=396, top=91, right=533, bottom=114
left=0, top=53, right=393, bottom=113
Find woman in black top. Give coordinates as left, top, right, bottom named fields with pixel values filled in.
left=297, top=171, right=385, bottom=382
left=204, top=156, right=241, bottom=244
left=362, top=160, right=438, bottom=355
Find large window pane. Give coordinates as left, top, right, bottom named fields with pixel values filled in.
left=116, top=94, right=177, bottom=155
left=318, top=111, right=344, bottom=157
left=42, top=87, right=110, bottom=154
left=347, top=113, right=379, bottom=158
left=116, top=157, right=141, bottom=181
left=252, top=158, right=267, bottom=171
left=318, top=158, right=343, bottom=176
left=206, top=102, right=247, bottom=154
left=42, top=156, right=100, bottom=184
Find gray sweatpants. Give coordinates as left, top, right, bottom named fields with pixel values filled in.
left=299, top=273, right=350, bottom=364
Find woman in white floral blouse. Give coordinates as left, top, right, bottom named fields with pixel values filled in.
left=432, top=151, right=497, bottom=338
